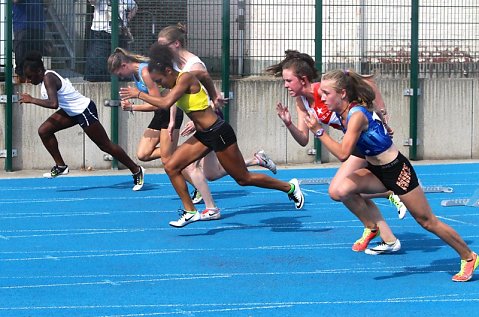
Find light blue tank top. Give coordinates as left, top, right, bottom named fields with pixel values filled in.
left=133, top=63, right=149, bottom=93
left=343, top=106, right=392, bottom=156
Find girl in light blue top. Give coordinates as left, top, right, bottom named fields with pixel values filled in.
left=108, top=47, right=183, bottom=166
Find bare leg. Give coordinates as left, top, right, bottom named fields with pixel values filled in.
left=164, top=137, right=211, bottom=211
left=182, top=160, right=216, bottom=209
left=329, top=155, right=397, bottom=243
left=400, top=186, right=473, bottom=260
left=201, top=152, right=226, bottom=181
left=201, top=151, right=271, bottom=182
left=136, top=128, right=162, bottom=162
left=38, top=110, right=77, bottom=166
left=158, top=128, right=179, bottom=165
left=83, top=121, right=139, bottom=174
left=215, top=144, right=290, bottom=192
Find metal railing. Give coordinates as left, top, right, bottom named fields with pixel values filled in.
left=2, top=1, right=477, bottom=79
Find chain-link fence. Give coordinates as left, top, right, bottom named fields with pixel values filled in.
left=1, top=1, right=478, bottom=81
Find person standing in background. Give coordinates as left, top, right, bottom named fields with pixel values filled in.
left=13, top=0, right=46, bottom=84
left=84, top=0, right=137, bottom=82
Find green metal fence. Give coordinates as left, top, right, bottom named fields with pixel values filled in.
left=2, top=1, right=479, bottom=170
left=2, top=1, right=478, bottom=80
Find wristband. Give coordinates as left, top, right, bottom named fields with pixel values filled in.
left=314, top=128, right=325, bottom=138
left=285, top=121, right=292, bottom=127
left=137, top=91, right=141, bottom=99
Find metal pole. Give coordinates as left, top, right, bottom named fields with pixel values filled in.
left=237, top=0, right=245, bottom=76
left=314, top=0, right=322, bottom=163
left=110, top=0, right=120, bottom=169
left=4, top=0, right=13, bottom=171
left=359, top=0, right=367, bottom=73
left=409, top=0, right=419, bottom=160
left=221, top=0, right=230, bottom=122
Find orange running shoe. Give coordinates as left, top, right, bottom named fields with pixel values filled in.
left=352, top=227, right=380, bottom=252
left=452, top=252, right=479, bottom=282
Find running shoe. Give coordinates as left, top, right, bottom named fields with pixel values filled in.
left=388, top=193, right=407, bottom=220
left=288, top=178, right=304, bottom=209
left=43, top=165, right=69, bottom=178
left=352, top=227, right=380, bottom=252
left=452, top=252, right=479, bottom=282
left=254, top=150, right=277, bottom=174
left=169, top=209, right=200, bottom=228
left=132, top=166, right=145, bottom=191
left=191, top=188, right=203, bottom=204
left=200, top=207, right=221, bottom=221
left=365, top=239, right=401, bottom=255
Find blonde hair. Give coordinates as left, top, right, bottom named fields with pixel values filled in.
left=322, top=69, right=376, bottom=109
left=158, top=23, right=187, bottom=47
left=107, top=47, right=149, bottom=73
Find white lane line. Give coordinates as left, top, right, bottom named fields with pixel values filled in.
left=0, top=250, right=181, bottom=262
left=0, top=266, right=468, bottom=290
left=436, top=215, right=479, bottom=226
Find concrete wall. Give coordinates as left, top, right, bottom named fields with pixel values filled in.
left=1, top=78, right=478, bottom=171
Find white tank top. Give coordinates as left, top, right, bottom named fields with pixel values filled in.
left=173, top=55, right=207, bottom=72
left=41, top=70, right=91, bottom=116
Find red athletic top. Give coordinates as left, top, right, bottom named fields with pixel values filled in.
left=303, top=82, right=342, bottom=130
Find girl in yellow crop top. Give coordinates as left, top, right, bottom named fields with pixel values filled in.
left=174, top=72, right=210, bottom=113
left=120, top=43, right=305, bottom=227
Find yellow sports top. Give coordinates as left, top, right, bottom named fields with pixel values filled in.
left=175, top=72, right=210, bottom=113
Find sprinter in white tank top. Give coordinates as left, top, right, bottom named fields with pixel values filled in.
left=19, top=51, right=145, bottom=191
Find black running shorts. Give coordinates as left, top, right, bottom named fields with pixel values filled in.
left=148, top=108, right=184, bottom=130
left=366, top=152, right=420, bottom=195
left=194, top=118, right=237, bottom=152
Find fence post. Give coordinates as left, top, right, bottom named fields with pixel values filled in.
left=4, top=0, right=13, bottom=172
left=221, top=0, right=230, bottom=122
left=110, top=0, right=120, bottom=169
left=409, top=0, right=419, bottom=160
left=314, top=0, right=322, bottom=163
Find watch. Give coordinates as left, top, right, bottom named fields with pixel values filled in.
left=314, top=128, right=325, bottom=138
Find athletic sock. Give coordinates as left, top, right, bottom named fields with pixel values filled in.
left=287, top=183, right=295, bottom=195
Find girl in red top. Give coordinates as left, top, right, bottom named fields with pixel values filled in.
left=266, top=50, right=402, bottom=255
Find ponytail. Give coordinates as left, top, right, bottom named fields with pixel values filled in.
left=322, top=69, right=376, bottom=109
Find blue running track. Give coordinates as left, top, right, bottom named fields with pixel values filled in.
left=0, top=162, right=478, bottom=316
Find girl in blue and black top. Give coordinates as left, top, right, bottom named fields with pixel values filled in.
left=305, top=68, right=478, bottom=282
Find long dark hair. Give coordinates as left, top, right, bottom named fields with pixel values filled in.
left=265, top=50, right=319, bottom=81
left=147, top=43, right=175, bottom=73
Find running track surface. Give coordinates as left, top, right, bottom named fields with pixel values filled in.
left=0, top=162, right=478, bottom=317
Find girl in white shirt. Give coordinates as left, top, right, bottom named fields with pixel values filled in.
left=19, top=51, right=145, bottom=191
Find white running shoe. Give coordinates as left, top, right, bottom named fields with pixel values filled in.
left=388, top=193, right=407, bottom=219
left=254, top=150, right=277, bottom=174
left=43, top=165, right=69, bottom=178
left=169, top=210, right=200, bottom=228
left=365, top=239, right=401, bottom=255
left=288, top=178, right=304, bottom=209
left=132, top=166, right=145, bottom=191
left=200, top=207, right=221, bottom=221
